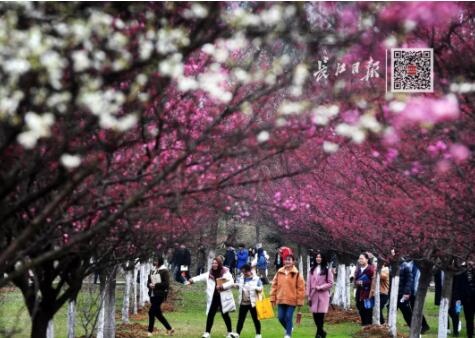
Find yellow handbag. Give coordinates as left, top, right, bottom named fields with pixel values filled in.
left=255, top=289, right=275, bottom=320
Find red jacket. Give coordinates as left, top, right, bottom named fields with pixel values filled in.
left=354, top=264, right=374, bottom=301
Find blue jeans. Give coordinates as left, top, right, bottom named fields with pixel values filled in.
left=277, top=304, right=295, bottom=336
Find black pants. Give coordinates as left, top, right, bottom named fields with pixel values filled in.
left=236, top=304, right=261, bottom=334
left=463, top=300, right=475, bottom=338
left=397, top=296, right=429, bottom=331
left=206, top=291, right=232, bottom=333
left=312, top=312, right=326, bottom=337
left=356, top=299, right=373, bottom=326
left=379, top=294, right=389, bottom=324
left=148, top=295, right=172, bottom=332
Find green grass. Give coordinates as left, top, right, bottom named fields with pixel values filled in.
left=0, top=283, right=469, bottom=338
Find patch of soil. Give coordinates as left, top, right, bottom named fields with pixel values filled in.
left=326, top=306, right=361, bottom=324
left=353, top=325, right=408, bottom=338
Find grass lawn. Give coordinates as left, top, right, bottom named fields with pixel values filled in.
left=0, top=283, right=470, bottom=338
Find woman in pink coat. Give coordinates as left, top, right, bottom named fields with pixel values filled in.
left=306, top=252, right=334, bottom=338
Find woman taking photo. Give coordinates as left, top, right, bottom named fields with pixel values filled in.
left=306, top=252, right=333, bottom=338
left=186, top=257, right=238, bottom=338
left=354, top=252, right=375, bottom=326
left=270, top=254, right=305, bottom=338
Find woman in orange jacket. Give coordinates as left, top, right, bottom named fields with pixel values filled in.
left=270, top=254, right=305, bottom=338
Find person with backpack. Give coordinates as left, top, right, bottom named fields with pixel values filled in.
left=270, top=254, right=305, bottom=338
left=307, top=252, right=333, bottom=338
left=255, top=247, right=270, bottom=285
left=233, top=264, right=263, bottom=338
left=186, top=256, right=238, bottom=338
left=147, top=256, right=175, bottom=336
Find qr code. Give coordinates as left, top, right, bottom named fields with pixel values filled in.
left=391, top=48, right=433, bottom=93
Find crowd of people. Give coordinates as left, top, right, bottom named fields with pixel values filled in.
left=144, top=244, right=475, bottom=338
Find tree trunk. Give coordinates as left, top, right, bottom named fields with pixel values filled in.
left=96, top=274, right=106, bottom=338
left=373, top=267, right=381, bottom=325
left=30, top=310, right=51, bottom=338
left=409, top=261, right=432, bottom=338
left=255, top=222, right=261, bottom=245
left=132, top=263, right=138, bottom=314
left=437, top=270, right=454, bottom=338
left=122, top=269, right=132, bottom=323
left=46, top=320, right=54, bottom=338
left=143, top=262, right=150, bottom=304
left=139, top=263, right=146, bottom=308
left=306, top=255, right=311, bottom=281
left=298, top=255, right=304, bottom=273
left=332, top=264, right=347, bottom=308
left=345, top=265, right=351, bottom=310
left=388, top=265, right=400, bottom=338
left=67, top=300, right=75, bottom=338
left=103, top=266, right=117, bottom=338
left=207, top=248, right=216, bottom=271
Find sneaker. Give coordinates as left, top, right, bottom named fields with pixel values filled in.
left=147, top=333, right=153, bottom=337
left=202, top=333, right=210, bottom=338
left=255, top=335, right=262, bottom=338
left=167, top=328, right=175, bottom=336
left=226, top=333, right=239, bottom=338
left=284, top=335, right=291, bottom=338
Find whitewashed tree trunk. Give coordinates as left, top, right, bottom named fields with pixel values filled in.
left=144, top=262, right=151, bottom=303
left=67, top=300, right=75, bottom=338
left=437, top=270, right=454, bottom=338
left=132, top=263, right=138, bottom=314
left=207, top=248, right=216, bottom=271
left=122, top=269, right=132, bottom=323
left=46, top=319, right=54, bottom=338
left=298, top=255, right=304, bottom=273
left=388, top=274, right=400, bottom=337
left=306, top=256, right=311, bottom=281
left=345, top=265, right=351, bottom=310
left=139, top=263, right=146, bottom=308
left=96, top=275, right=106, bottom=338
left=103, top=267, right=117, bottom=338
left=332, top=264, right=347, bottom=308
left=373, top=269, right=381, bottom=325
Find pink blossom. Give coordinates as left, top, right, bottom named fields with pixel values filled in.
left=450, top=143, right=470, bottom=163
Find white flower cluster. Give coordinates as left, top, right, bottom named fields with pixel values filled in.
left=79, top=89, right=137, bottom=131
left=311, top=104, right=339, bottom=125
left=335, top=114, right=382, bottom=144
left=225, top=4, right=296, bottom=28
left=450, top=82, right=475, bottom=93
left=17, top=112, right=55, bottom=149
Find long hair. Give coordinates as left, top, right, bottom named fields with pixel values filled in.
left=209, top=256, right=225, bottom=280
left=310, top=252, right=329, bottom=281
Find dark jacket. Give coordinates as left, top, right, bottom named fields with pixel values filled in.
left=224, top=247, right=236, bottom=270
left=173, top=247, right=191, bottom=267
left=354, top=264, right=374, bottom=301
left=147, top=266, right=170, bottom=298
left=434, top=270, right=465, bottom=306
left=457, top=267, right=475, bottom=304
left=398, top=261, right=414, bottom=297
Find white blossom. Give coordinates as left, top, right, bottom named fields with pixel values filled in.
left=156, top=27, right=190, bottom=54
left=183, top=4, right=208, bottom=19
left=323, top=141, right=339, bottom=153
left=72, top=50, right=90, bottom=72
left=17, top=112, right=55, bottom=149
left=60, top=154, right=82, bottom=168
left=257, top=130, right=270, bottom=143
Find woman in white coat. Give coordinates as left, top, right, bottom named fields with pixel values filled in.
left=233, top=264, right=263, bottom=338
left=187, top=256, right=238, bottom=338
